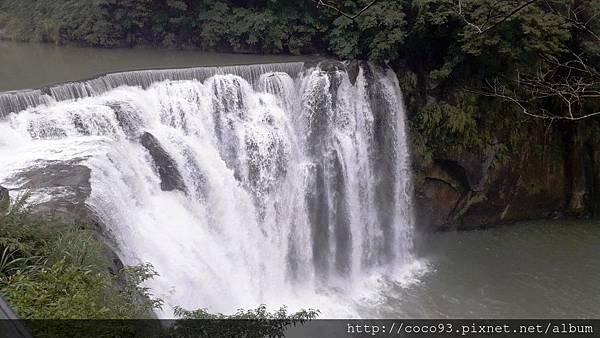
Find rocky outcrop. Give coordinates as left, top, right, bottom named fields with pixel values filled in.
left=6, top=160, right=92, bottom=223
left=413, top=136, right=572, bottom=231
left=140, top=132, right=187, bottom=193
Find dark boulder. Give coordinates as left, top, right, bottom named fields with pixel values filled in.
left=345, top=60, right=363, bottom=85
left=0, top=185, right=9, bottom=213
left=140, top=132, right=186, bottom=193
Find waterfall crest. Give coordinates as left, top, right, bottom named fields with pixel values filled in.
left=0, top=61, right=416, bottom=316
left=0, top=62, right=304, bottom=117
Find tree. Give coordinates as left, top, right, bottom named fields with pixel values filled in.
left=455, top=0, right=600, bottom=121
left=486, top=52, right=600, bottom=121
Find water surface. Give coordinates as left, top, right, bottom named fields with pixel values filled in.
left=367, top=220, right=600, bottom=318
left=0, top=41, right=313, bottom=92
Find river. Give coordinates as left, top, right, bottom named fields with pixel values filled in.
left=0, top=41, right=314, bottom=92
left=370, top=220, right=600, bottom=318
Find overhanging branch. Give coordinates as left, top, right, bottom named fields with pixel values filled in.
left=457, top=0, right=540, bottom=34
left=312, top=0, right=378, bottom=20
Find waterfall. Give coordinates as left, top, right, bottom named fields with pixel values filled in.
left=0, top=61, right=417, bottom=317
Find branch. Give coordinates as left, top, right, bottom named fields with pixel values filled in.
left=457, top=0, right=540, bottom=34
left=479, top=70, right=600, bottom=121
left=485, top=90, right=600, bottom=121
left=312, top=0, right=378, bottom=20
left=458, top=0, right=482, bottom=33
left=481, top=0, right=539, bottom=34
left=543, top=0, right=600, bottom=42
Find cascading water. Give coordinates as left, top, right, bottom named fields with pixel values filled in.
left=0, top=61, right=420, bottom=317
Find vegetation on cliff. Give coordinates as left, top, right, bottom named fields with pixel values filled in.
left=0, top=194, right=162, bottom=319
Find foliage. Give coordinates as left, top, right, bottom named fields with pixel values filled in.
left=171, top=304, right=320, bottom=338
left=194, top=1, right=325, bottom=54
left=0, top=195, right=163, bottom=319
left=174, top=304, right=319, bottom=320
left=0, top=0, right=117, bottom=46
left=401, top=0, right=598, bottom=156
left=327, top=1, right=407, bottom=62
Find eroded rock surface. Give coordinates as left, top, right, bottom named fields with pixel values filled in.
left=140, top=131, right=187, bottom=193
left=413, top=140, right=569, bottom=231
left=6, top=160, right=92, bottom=223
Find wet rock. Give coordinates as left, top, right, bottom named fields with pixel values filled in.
left=40, top=86, right=53, bottom=96
left=414, top=161, right=465, bottom=231
left=0, top=159, right=92, bottom=224
left=11, top=160, right=92, bottom=223
left=140, top=132, right=187, bottom=193
left=346, top=60, right=361, bottom=85
left=440, top=145, right=496, bottom=192
left=414, top=141, right=566, bottom=231
left=318, top=60, right=346, bottom=73
left=0, top=185, right=9, bottom=213
left=415, top=178, right=461, bottom=231
left=107, top=101, right=143, bottom=138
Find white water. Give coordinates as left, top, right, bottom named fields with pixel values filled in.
left=0, top=62, right=420, bottom=317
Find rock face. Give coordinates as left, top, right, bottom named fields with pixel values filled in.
left=140, top=132, right=187, bottom=193
left=7, top=160, right=92, bottom=223
left=413, top=137, right=573, bottom=231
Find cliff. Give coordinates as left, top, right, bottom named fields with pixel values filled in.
left=409, top=106, right=600, bottom=231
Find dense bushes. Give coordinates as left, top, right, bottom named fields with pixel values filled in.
left=0, top=0, right=411, bottom=59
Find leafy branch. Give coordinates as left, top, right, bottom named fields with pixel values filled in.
left=311, top=0, right=378, bottom=20
left=457, top=0, right=540, bottom=34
